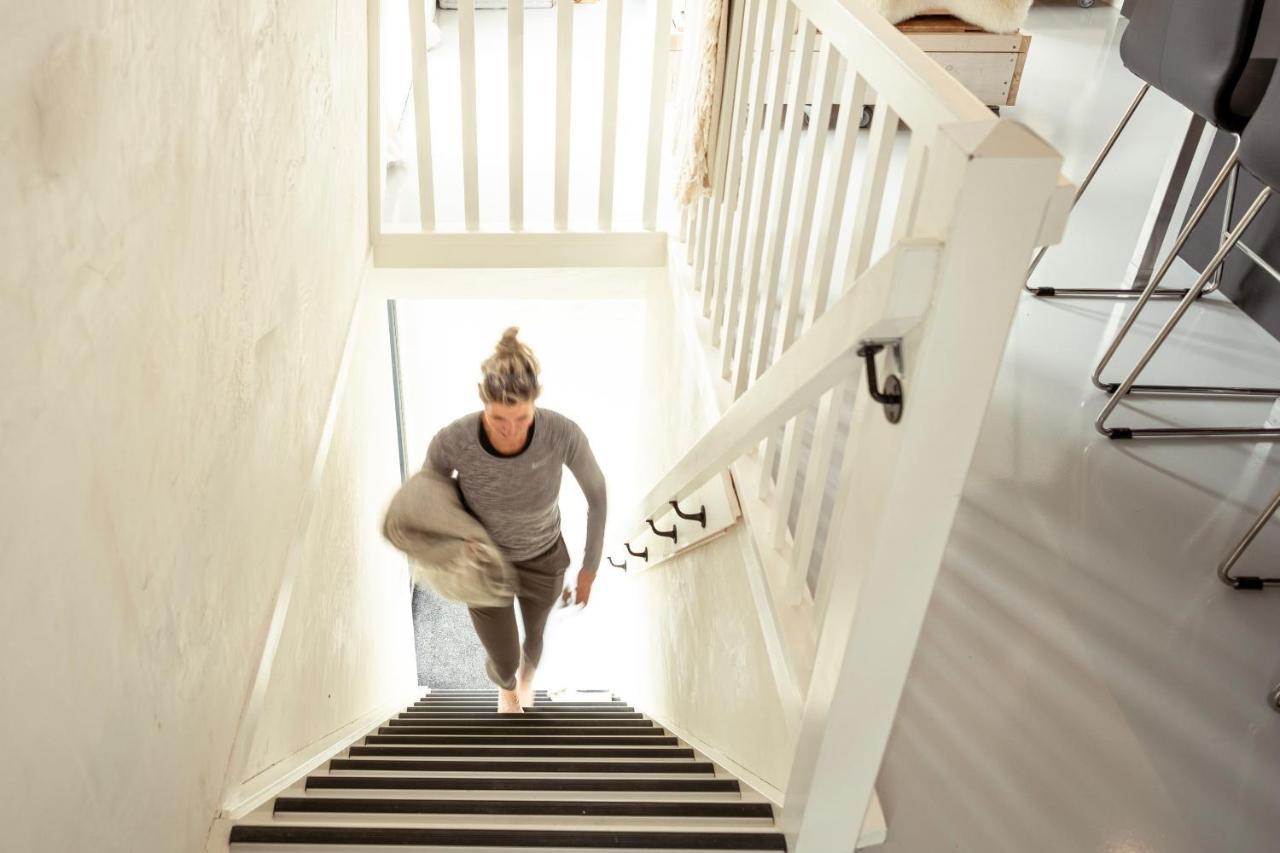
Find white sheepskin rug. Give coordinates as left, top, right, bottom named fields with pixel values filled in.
left=866, top=0, right=1033, bottom=34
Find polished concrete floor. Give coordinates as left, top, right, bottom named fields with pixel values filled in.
left=876, top=4, right=1280, bottom=852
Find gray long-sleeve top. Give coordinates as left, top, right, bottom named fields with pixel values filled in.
left=424, top=408, right=607, bottom=572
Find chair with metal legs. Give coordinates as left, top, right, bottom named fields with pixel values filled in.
left=1027, top=0, right=1268, bottom=299
left=1216, top=481, right=1280, bottom=590
left=1094, top=70, right=1280, bottom=441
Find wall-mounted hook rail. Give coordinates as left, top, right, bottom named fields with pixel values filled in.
left=647, top=518, right=678, bottom=544
left=856, top=339, right=904, bottom=424
left=669, top=499, right=707, bottom=528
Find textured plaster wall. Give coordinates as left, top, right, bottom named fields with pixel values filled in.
left=609, top=269, right=795, bottom=791
left=0, top=3, right=413, bottom=852
left=242, top=297, right=416, bottom=781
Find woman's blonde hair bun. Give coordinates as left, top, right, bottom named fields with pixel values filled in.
left=479, top=326, right=542, bottom=405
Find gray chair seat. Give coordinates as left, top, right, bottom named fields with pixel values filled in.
left=1120, top=0, right=1267, bottom=132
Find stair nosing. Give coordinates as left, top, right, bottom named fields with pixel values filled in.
left=305, top=775, right=741, bottom=792
left=272, top=795, right=772, bottom=818
left=227, top=824, right=786, bottom=849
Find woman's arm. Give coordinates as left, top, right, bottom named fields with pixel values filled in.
left=566, top=426, right=607, bottom=579
left=424, top=430, right=454, bottom=477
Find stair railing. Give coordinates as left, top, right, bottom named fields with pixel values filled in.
left=615, top=0, right=1070, bottom=842
left=370, top=0, right=674, bottom=267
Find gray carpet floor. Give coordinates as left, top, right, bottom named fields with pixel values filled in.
left=411, top=586, right=490, bottom=688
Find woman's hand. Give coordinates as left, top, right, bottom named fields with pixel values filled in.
left=573, top=569, right=597, bottom=607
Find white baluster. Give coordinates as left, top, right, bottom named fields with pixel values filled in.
left=458, top=0, right=480, bottom=231
left=508, top=0, right=524, bottom=231
left=407, top=0, right=436, bottom=232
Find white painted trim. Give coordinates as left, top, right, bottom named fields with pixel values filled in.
left=660, top=247, right=808, bottom=732
left=508, top=0, right=524, bottom=231
left=708, top=0, right=762, bottom=343
left=635, top=706, right=886, bottom=848
left=729, top=0, right=798, bottom=397
left=458, top=0, right=480, bottom=231
left=743, top=19, right=817, bottom=389
left=637, top=241, right=931, bottom=518
left=782, top=119, right=1063, bottom=853
left=643, top=709, right=785, bottom=804
left=408, top=0, right=436, bottom=230
left=597, top=0, right=625, bottom=230
left=374, top=231, right=668, bottom=268
left=554, top=0, right=574, bottom=230
left=369, top=265, right=658, bottom=300
left=719, top=0, right=780, bottom=373
left=368, top=0, right=382, bottom=245
left=642, top=0, right=674, bottom=230
left=729, top=450, right=813, bottom=710
left=217, top=253, right=381, bottom=812
left=217, top=686, right=421, bottom=821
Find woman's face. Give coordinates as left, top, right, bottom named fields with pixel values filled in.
left=483, top=400, right=535, bottom=445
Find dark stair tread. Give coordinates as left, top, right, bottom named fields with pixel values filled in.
left=306, top=776, right=741, bottom=793
left=350, top=746, right=695, bottom=759
left=368, top=735, right=679, bottom=746
left=330, top=758, right=716, bottom=774
left=399, top=706, right=640, bottom=712
left=228, top=825, right=785, bottom=849
left=388, top=719, right=656, bottom=729
left=274, top=797, right=772, bottom=819
left=414, top=696, right=624, bottom=701
left=411, top=706, right=633, bottom=711
left=417, top=686, right=552, bottom=691
left=381, top=726, right=666, bottom=736
left=415, top=698, right=621, bottom=702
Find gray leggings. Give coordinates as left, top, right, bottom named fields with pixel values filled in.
left=468, top=535, right=571, bottom=690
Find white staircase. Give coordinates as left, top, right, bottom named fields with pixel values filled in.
left=228, top=690, right=786, bottom=851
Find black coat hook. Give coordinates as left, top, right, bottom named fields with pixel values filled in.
left=625, top=542, right=649, bottom=561
left=607, top=557, right=627, bottom=571
left=647, top=518, right=678, bottom=544
left=669, top=499, right=707, bottom=528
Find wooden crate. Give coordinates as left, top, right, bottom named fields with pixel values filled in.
left=671, top=13, right=1032, bottom=110
left=898, top=15, right=1032, bottom=108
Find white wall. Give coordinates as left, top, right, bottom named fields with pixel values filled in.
left=0, top=3, right=415, bottom=851
left=609, top=267, right=797, bottom=793
left=241, top=297, right=417, bottom=783
left=616, top=526, right=797, bottom=790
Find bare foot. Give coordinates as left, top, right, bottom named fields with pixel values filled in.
left=516, top=665, right=536, bottom=709
left=498, top=688, right=523, bottom=714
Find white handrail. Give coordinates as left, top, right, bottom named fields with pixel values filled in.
left=631, top=240, right=934, bottom=526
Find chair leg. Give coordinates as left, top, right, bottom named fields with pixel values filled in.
left=1235, top=240, right=1280, bottom=286
left=1218, top=482, right=1280, bottom=590
left=1205, top=160, right=1241, bottom=294
left=1028, top=87, right=1214, bottom=300
left=1025, top=84, right=1153, bottom=294
left=1094, top=188, right=1276, bottom=440
left=1091, top=144, right=1243, bottom=391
